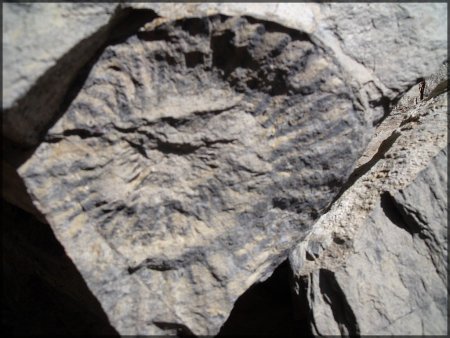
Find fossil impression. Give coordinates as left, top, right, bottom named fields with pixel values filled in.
left=20, top=15, right=369, bottom=335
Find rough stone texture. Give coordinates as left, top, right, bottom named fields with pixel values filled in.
left=124, top=3, right=448, bottom=125
left=4, top=3, right=447, bottom=336
left=322, top=3, right=447, bottom=95
left=18, top=15, right=369, bottom=335
left=424, top=61, right=448, bottom=100
left=2, top=3, right=158, bottom=219
left=3, top=3, right=447, bottom=147
left=2, top=3, right=117, bottom=147
left=290, top=83, right=447, bottom=335
left=394, top=61, right=448, bottom=111
left=4, top=3, right=446, bottom=214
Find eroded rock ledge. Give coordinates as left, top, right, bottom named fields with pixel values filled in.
left=290, top=66, right=447, bottom=335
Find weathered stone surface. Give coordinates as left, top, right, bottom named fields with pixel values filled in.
left=3, top=3, right=447, bottom=147
left=289, top=83, right=447, bottom=335
left=1, top=4, right=160, bottom=221
left=2, top=3, right=118, bottom=146
left=4, top=3, right=446, bottom=216
left=395, top=61, right=448, bottom=111
left=124, top=3, right=448, bottom=125
left=321, top=3, right=447, bottom=94
left=19, top=14, right=369, bottom=335
left=424, top=61, right=448, bottom=100
left=7, top=3, right=447, bottom=336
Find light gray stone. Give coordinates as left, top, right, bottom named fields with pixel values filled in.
left=2, top=3, right=118, bottom=147
left=290, top=84, right=447, bottom=335
left=322, top=3, right=447, bottom=95
left=425, top=61, right=448, bottom=100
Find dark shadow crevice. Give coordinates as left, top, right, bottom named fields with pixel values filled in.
left=2, top=199, right=119, bottom=335
left=318, top=269, right=360, bottom=337
left=380, top=191, right=423, bottom=237
left=217, top=260, right=309, bottom=336
left=154, top=321, right=195, bottom=337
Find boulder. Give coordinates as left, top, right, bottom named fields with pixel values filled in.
left=18, top=14, right=370, bottom=335
left=4, top=3, right=447, bottom=335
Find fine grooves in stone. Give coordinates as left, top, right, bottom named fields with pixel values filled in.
left=20, top=14, right=369, bottom=335
left=3, top=7, right=159, bottom=148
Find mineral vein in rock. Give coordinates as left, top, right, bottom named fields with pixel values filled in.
left=20, top=15, right=369, bottom=335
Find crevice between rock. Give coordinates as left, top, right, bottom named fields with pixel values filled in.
left=217, top=260, right=311, bottom=337
left=318, top=269, right=360, bottom=337
left=2, top=199, right=119, bottom=335
left=324, top=129, right=401, bottom=214
left=380, top=191, right=423, bottom=236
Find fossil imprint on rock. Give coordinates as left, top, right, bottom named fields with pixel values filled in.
left=20, top=15, right=369, bottom=335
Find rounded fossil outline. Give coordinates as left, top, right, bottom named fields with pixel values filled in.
left=33, top=14, right=365, bottom=306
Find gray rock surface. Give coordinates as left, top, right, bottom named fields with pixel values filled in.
left=3, top=3, right=447, bottom=147
left=18, top=15, right=368, bottom=335
left=424, top=61, right=448, bottom=100
left=4, top=3, right=447, bottom=336
left=322, top=3, right=447, bottom=95
left=2, top=3, right=117, bottom=147
left=290, top=83, right=447, bottom=335
left=124, top=2, right=448, bottom=124
left=395, top=61, right=448, bottom=110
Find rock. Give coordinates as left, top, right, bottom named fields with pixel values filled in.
left=2, top=200, right=117, bottom=335
left=425, top=61, right=448, bottom=100
left=3, top=3, right=447, bottom=147
left=2, top=3, right=117, bottom=147
left=2, top=3, right=159, bottom=148
left=289, top=83, right=447, bottom=335
left=123, top=3, right=448, bottom=124
left=5, top=3, right=446, bottom=212
left=18, top=14, right=369, bottom=335
left=1, top=4, right=160, bottom=220
left=395, top=61, right=448, bottom=110
left=322, top=3, right=447, bottom=94
left=7, top=3, right=447, bottom=336
left=313, top=2, right=447, bottom=125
